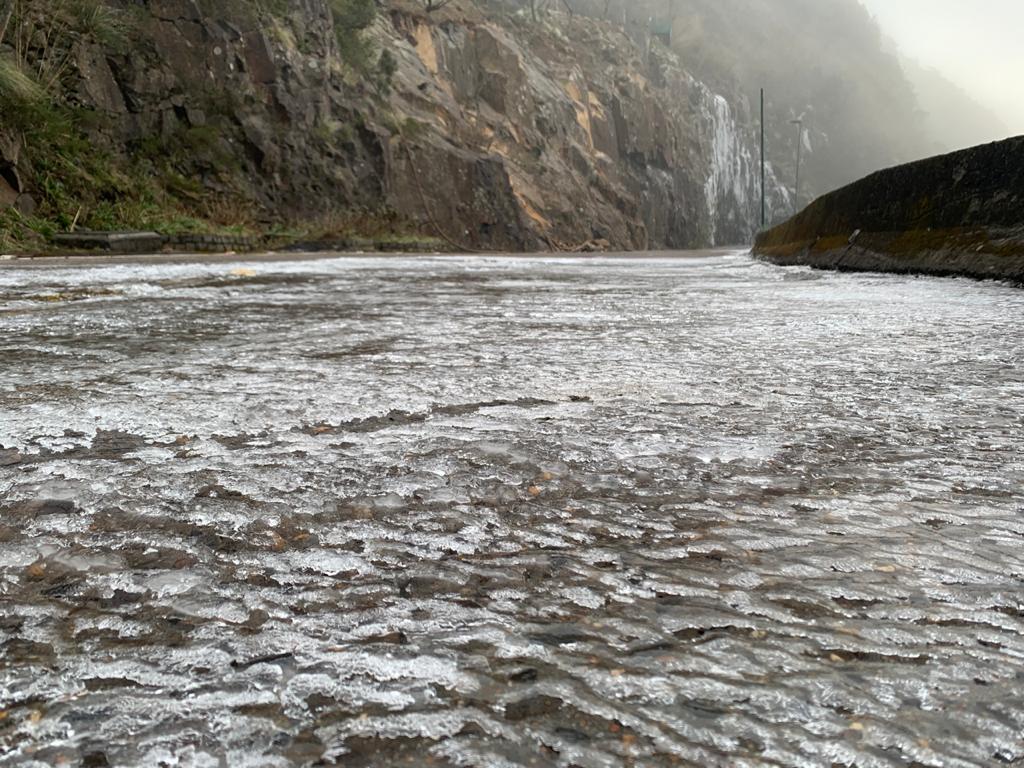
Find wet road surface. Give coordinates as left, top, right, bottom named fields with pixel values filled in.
left=1, top=253, right=1023, bottom=767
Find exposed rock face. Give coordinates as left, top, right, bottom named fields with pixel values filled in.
left=3, top=0, right=791, bottom=250
left=753, top=136, right=1024, bottom=282
left=103, top=0, right=387, bottom=212
left=369, top=4, right=791, bottom=249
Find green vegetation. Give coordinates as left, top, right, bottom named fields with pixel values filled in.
left=0, top=0, right=160, bottom=251
left=329, top=0, right=395, bottom=91
left=0, top=58, right=45, bottom=119
left=0, top=0, right=401, bottom=254
left=268, top=208, right=445, bottom=251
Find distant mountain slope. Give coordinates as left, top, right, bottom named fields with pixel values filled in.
left=900, top=58, right=1011, bottom=152
left=584, top=0, right=1009, bottom=208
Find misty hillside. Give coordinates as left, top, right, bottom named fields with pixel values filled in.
left=646, top=0, right=986, bottom=207
left=598, top=0, right=1011, bottom=205
left=901, top=58, right=1011, bottom=154
left=0, top=0, right=1009, bottom=253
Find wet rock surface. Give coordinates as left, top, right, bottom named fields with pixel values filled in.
left=1, top=253, right=1023, bottom=766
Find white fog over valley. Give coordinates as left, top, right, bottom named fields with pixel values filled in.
left=859, top=0, right=1024, bottom=145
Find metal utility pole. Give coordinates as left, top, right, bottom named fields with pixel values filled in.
left=760, top=89, right=765, bottom=229
left=790, top=118, right=803, bottom=214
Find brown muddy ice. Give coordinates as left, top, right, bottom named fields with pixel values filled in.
left=0, top=252, right=1022, bottom=767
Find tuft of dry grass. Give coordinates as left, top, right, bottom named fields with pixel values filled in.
left=0, top=56, right=44, bottom=106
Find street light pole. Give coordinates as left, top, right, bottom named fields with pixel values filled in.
left=789, top=118, right=803, bottom=214
left=760, top=89, right=765, bottom=229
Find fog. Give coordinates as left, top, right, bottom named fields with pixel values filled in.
left=858, top=0, right=1024, bottom=141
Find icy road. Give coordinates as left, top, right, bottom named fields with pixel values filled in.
left=1, top=252, right=1023, bottom=767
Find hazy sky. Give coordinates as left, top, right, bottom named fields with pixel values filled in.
left=858, top=0, right=1024, bottom=138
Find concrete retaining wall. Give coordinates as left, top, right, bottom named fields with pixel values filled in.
left=753, top=136, right=1024, bottom=283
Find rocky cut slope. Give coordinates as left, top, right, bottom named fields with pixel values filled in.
left=0, top=0, right=790, bottom=252
left=753, top=136, right=1024, bottom=282
left=377, top=0, right=791, bottom=249
left=0, top=0, right=390, bottom=245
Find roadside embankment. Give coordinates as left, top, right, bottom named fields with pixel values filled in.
left=753, top=136, right=1024, bottom=282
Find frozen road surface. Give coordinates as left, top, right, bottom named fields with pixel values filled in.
left=1, top=252, right=1023, bottom=767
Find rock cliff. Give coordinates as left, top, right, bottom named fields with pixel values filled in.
left=0, top=0, right=790, bottom=251
left=753, top=136, right=1024, bottom=283
left=378, top=3, right=791, bottom=249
